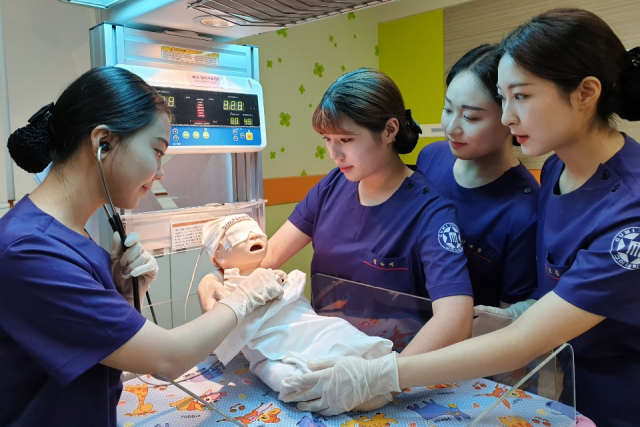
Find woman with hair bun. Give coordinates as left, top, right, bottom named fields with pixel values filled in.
left=262, top=68, right=474, bottom=359
left=0, top=66, right=284, bottom=427
left=281, top=11, right=640, bottom=426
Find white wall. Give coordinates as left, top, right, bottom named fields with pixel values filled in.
left=0, top=0, right=99, bottom=210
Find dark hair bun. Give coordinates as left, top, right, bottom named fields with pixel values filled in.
left=616, top=47, right=640, bottom=121
left=7, top=119, right=53, bottom=173
left=394, top=124, right=420, bottom=154
left=394, top=113, right=422, bottom=154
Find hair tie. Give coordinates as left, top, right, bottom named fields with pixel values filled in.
left=405, top=109, right=423, bottom=137
left=28, top=102, right=55, bottom=124
left=628, top=47, right=640, bottom=68
left=28, top=102, right=60, bottom=148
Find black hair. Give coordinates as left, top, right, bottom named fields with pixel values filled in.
left=312, top=68, right=421, bottom=154
left=8, top=66, right=171, bottom=173
left=447, top=44, right=500, bottom=105
left=498, top=8, right=640, bottom=126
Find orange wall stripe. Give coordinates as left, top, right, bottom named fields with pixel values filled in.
left=263, top=169, right=542, bottom=206
left=531, top=169, right=541, bottom=184
left=263, top=174, right=325, bottom=206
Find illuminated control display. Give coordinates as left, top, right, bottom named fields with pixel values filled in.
left=223, top=100, right=244, bottom=111
left=155, top=86, right=260, bottom=127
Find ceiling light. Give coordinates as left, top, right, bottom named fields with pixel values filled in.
left=194, top=15, right=237, bottom=28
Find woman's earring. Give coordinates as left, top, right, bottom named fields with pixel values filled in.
left=392, top=137, right=396, bottom=143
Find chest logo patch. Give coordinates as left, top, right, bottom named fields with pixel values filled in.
left=438, top=223, right=463, bottom=253
left=610, top=227, right=640, bottom=270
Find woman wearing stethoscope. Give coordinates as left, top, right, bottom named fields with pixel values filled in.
left=0, top=66, right=283, bottom=426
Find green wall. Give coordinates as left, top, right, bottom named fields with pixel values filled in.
left=240, top=12, right=380, bottom=180
left=379, top=10, right=445, bottom=165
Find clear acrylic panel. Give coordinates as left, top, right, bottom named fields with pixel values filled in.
left=311, top=273, right=432, bottom=352
left=310, top=274, right=580, bottom=427
left=472, top=343, right=577, bottom=426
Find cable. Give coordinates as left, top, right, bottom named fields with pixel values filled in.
left=184, top=246, right=206, bottom=324
left=133, top=354, right=222, bottom=387
left=154, top=373, right=244, bottom=427
left=97, top=145, right=157, bottom=323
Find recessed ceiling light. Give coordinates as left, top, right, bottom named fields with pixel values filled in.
left=194, top=14, right=237, bottom=28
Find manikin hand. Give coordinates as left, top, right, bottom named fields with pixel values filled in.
left=217, top=268, right=284, bottom=323
left=111, top=232, right=158, bottom=304
left=280, top=353, right=401, bottom=416
left=472, top=299, right=536, bottom=337
left=197, top=274, right=232, bottom=313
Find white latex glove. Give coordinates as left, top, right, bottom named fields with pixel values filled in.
left=217, top=268, right=284, bottom=323
left=472, top=299, right=536, bottom=337
left=352, top=394, right=394, bottom=412
left=111, top=232, right=158, bottom=303
left=273, top=269, right=288, bottom=284
left=280, top=352, right=401, bottom=416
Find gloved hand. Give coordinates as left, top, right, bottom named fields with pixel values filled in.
left=197, top=274, right=231, bottom=313
left=472, top=299, right=536, bottom=337
left=272, top=269, right=288, bottom=284
left=352, top=393, right=394, bottom=412
left=111, top=232, right=158, bottom=304
left=280, top=352, right=401, bottom=416
left=217, top=268, right=284, bottom=323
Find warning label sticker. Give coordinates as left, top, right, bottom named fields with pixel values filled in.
left=161, top=46, right=220, bottom=66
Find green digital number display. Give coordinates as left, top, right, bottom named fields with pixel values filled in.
left=230, top=117, right=240, bottom=125
left=161, top=96, right=175, bottom=107
left=244, top=117, right=253, bottom=126
left=223, top=99, right=244, bottom=111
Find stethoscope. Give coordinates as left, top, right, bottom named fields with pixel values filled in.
left=97, top=142, right=156, bottom=322
left=97, top=142, right=240, bottom=424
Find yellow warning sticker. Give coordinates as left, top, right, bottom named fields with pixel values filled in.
left=161, top=46, right=220, bottom=66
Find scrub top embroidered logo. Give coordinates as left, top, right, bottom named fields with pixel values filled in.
left=438, top=223, right=463, bottom=253
left=610, top=227, right=640, bottom=270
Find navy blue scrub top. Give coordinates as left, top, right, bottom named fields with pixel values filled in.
left=417, top=140, right=539, bottom=306
left=289, top=167, right=473, bottom=302
left=0, top=197, right=146, bottom=427
left=535, top=134, right=640, bottom=427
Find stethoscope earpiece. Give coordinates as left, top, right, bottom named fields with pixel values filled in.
left=96, top=142, right=147, bottom=316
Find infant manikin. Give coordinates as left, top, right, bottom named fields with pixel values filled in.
left=198, top=214, right=392, bottom=400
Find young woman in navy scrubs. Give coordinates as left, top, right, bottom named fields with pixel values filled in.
left=281, top=10, right=640, bottom=426
left=263, top=68, right=474, bottom=357
left=417, top=44, right=539, bottom=312
left=0, top=67, right=284, bottom=427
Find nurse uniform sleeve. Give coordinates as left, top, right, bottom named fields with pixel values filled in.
left=0, top=234, right=146, bottom=386
left=553, top=215, right=640, bottom=326
left=289, top=169, right=338, bottom=237
left=500, top=218, right=538, bottom=303
left=417, top=201, right=474, bottom=301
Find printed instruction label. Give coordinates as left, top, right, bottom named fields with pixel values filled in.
left=187, top=73, right=227, bottom=89
left=171, top=219, right=214, bottom=251
left=161, top=46, right=220, bottom=66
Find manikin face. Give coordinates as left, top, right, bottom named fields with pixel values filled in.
left=442, top=70, right=511, bottom=160
left=497, top=55, right=583, bottom=157
left=104, top=112, right=171, bottom=209
left=322, top=115, right=396, bottom=182
left=213, top=221, right=268, bottom=271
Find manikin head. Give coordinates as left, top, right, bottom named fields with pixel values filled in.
left=202, top=214, right=268, bottom=274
